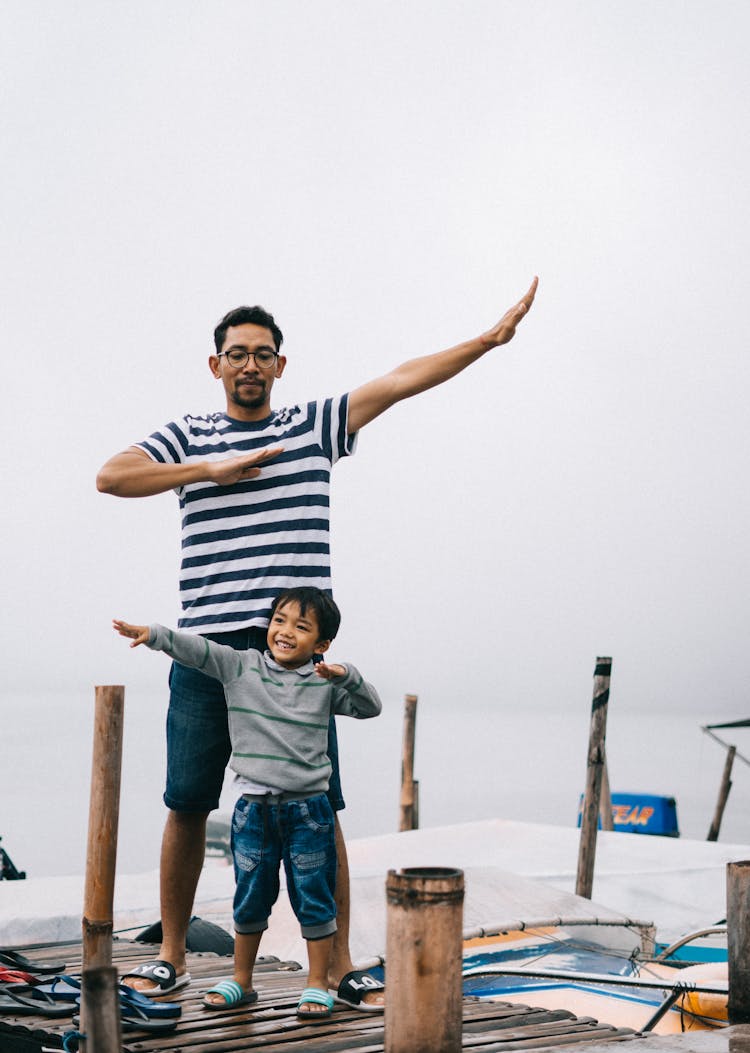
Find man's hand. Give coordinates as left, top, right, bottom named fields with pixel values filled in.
left=347, top=276, right=539, bottom=433
left=204, top=446, right=284, bottom=486
left=97, top=445, right=284, bottom=497
left=113, top=619, right=150, bottom=648
left=315, top=661, right=347, bottom=680
left=480, top=276, right=538, bottom=349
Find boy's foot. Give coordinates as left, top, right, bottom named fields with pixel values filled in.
left=121, top=960, right=191, bottom=996
left=328, top=969, right=385, bottom=1011
left=202, top=979, right=258, bottom=1010
left=297, top=987, right=334, bottom=1018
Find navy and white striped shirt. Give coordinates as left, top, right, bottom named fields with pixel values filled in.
left=135, top=396, right=356, bottom=633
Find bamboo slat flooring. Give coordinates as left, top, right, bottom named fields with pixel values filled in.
left=0, top=938, right=643, bottom=1052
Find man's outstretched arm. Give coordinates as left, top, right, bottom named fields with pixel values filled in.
left=347, top=277, right=538, bottom=433
left=96, top=445, right=283, bottom=498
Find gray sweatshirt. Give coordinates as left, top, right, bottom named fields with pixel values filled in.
left=147, top=624, right=382, bottom=794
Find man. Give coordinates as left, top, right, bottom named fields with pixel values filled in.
left=96, top=277, right=537, bottom=1008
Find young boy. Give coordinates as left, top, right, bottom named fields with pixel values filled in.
left=114, top=586, right=382, bottom=1019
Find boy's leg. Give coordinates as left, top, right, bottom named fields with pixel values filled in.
left=203, top=931, right=262, bottom=1005
left=234, top=931, right=263, bottom=992
left=302, top=934, right=335, bottom=1014
left=205, top=794, right=282, bottom=1007
left=283, top=795, right=338, bottom=1015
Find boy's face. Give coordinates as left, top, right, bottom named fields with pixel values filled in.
left=267, top=600, right=330, bottom=669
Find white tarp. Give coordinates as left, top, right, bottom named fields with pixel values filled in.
left=0, top=818, right=746, bottom=958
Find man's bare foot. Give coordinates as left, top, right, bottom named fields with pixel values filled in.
left=121, top=959, right=190, bottom=996
left=328, top=968, right=385, bottom=1011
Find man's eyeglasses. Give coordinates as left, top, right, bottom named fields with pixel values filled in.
left=217, top=348, right=278, bottom=370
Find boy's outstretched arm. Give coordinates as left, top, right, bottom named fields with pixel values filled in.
left=347, top=277, right=538, bottom=433
left=315, top=661, right=347, bottom=680
left=324, top=663, right=383, bottom=718
left=113, top=619, right=150, bottom=647
left=113, top=619, right=241, bottom=685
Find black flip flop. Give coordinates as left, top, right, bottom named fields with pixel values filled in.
left=0, top=950, right=67, bottom=975
left=0, top=982, right=74, bottom=1018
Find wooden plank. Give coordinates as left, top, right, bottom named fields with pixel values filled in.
left=2, top=939, right=644, bottom=1053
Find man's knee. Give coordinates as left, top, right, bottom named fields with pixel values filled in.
left=164, top=809, right=210, bottom=843
left=168, top=808, right=209, bottom=823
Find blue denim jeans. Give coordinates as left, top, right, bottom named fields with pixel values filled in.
left=163, top=627, right=345, bottom=813
left=231, top=792, right=337, bottom=938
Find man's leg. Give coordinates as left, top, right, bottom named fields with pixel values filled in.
left=123, top=654, right=231, bottom=993
left=323, top=718, right=385, bottom=1009
left=158, top=810, right=208, bottom=971
left=327, top=815, right=385, bottom=1009
left=121, top=811, right=208, bottom=993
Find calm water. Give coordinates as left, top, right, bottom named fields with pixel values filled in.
left=4, top=691, right=749, bottom=879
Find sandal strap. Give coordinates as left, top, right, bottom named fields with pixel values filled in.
left=207, top=979, right=244, bottom=1003
left=299, top=987, right=334, bottom=1009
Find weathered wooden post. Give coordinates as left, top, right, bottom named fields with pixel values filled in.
left=707, top=745, right=736, bottom=842
left=599, top=747, right=614, bottom=832
left=385, top=867, right=464, bottom=1053
left=576, top=657, right=611, bottom=899
left=80, top=685, right=124, bottom=1053
left=399, top=694, right=419, bottom=832
left=727, top=860, right=750, bottom=1024
left=81, top=968, right=122, bottom=1051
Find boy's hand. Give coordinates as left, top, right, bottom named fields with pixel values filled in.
left=113, top=619, right=150, bottom=648
left=315, top=661, right=346, bottom=680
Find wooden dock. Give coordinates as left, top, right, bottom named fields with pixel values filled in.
left=0, top=939, right=645, bottom=1052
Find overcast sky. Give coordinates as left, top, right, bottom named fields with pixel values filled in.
left=4, top=1, right=750, bottom=735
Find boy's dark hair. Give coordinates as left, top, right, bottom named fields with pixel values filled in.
left=213, top=305, right=284, bottom=354
left=270, top=587, right=341, bottom=641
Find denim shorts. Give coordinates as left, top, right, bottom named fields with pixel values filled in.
left=163, top=626, right=345, bottom=813
left=231, top=792, right=337, bottom=939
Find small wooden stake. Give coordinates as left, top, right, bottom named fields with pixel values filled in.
left=727, top=860, right=750, bottom=1023
left=80, top=967, right=122, bottom=1052
left=385, top=867, right=464, bottom=1053
left=81, top=685, right=124, bottom=1053
left=707, top=745, right=735, bottom=842
left=399, top=694, right=418, bottom=831
left=576, top=657, right=612, bottom=899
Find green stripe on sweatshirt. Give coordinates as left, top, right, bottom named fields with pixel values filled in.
left=227, top=706, right=329, bottom=730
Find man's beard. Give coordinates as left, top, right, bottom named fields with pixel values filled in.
left=231, top=379, right=268, bottom=409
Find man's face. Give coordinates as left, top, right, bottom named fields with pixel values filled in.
left=209, top=323, right=286, bottom=418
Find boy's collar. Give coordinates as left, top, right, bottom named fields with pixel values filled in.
left=263, top=650, right=315, bottom=675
